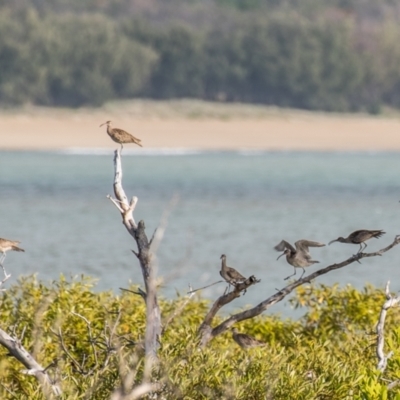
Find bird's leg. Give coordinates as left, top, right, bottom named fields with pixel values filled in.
left=357, top=243, right=363, bottom=253
left=0, top=253, right=6, bottom=265
left=299, top=267, right=306, bottom=280
left=224, top=284, right=231, bottom=295
left=363, top=242, right=368, bottom=252
left=120, top=144, right=123, bottom=154
left=284, top=267, right=297, bottom=281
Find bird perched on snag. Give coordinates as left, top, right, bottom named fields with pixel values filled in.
left=275, top=239, right=325, bottom=280
left=219, top=254, right=246, bottom=292
left=100, top=120, right=142, bottom=151
left=328, top=229, right=385, bottom=253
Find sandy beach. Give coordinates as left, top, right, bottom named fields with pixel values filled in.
left=1, top=101, right=400, bottom=151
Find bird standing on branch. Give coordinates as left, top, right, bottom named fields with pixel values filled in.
left=275, top=239, right=325, bottom=280
left=100, top=121, right=142, bottom=151
left=219, top=254, right=246, bottom=292
left=328, top=229, right=385, bottom=253
left=0, top=238, right=25, bottom=264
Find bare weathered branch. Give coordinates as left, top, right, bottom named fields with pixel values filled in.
left=198, top=275, right=260, bottom=345
left=200, top=235, right=400, bottom=347
left=108, top=149, right=161, bottom=370
left=0, top=261, right=11, bottom=291
left=0, top=327, right=61, bottom=397
left=376, top=281, right=400, bottom=372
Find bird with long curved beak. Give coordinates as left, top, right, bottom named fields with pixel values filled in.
left=275, top=239, right=325, bottom=280
left=328, top=229, right=385, bottom=253
left=100, top=120, right=142, bottom=151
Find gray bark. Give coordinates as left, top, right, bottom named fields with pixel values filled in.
left=108, top=150, right=161, bottom=369
left=0, top=328, right=61, bottom=397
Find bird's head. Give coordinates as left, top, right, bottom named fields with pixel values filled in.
left=230, top=327, right=239, bottom=334
left=100, top=120, right=111, bottom=128
left=328, top=237, right=345, bottom=245
left=220, top=254, right=226, bottom=260
left=276, top=248, right=290, bottom=261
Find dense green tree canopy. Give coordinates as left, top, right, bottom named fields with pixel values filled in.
left=1, top=0, right=400, bottom=111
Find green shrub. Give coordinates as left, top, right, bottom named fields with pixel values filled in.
left=1, top=276, right=400, bottom=398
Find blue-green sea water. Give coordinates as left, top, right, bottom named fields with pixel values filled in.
left=1, top=150, right=399, bottom=316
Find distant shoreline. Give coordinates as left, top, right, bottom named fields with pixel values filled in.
left=1, top=100, right=400, bottom=151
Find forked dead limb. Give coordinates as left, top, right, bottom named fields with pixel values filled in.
left=199, top=235, right=400, bottom=347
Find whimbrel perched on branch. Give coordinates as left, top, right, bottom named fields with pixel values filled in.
left=220, top=254, right=246, bottom=291
left=328, top=229, right=385, bottom=253
left=231, top=327, right=266, bottom=349
left=275, top=239, right=325, bottom=280
left=0, top=238, right=24, bottom=264
left=100, top=121, right=142, bottom=151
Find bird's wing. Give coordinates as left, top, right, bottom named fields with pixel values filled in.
left=274, top=240, right=295, bottom=252
left=295, top=240, right=325, bottom=252
left=113, top=128, right=142, bottom=142
left=350, top=229, right=385, bottom=242
left=348, top=230, right=364, bottom=238
left=227, top=267, right=246, bottom=281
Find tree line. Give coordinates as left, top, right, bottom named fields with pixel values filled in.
left=1, top=2, right=400, bottom=112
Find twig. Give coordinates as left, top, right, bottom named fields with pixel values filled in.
left=0, top=261, right=11, bottom=291
left=188, top=280, right=224, bottom=294
left=376, top=281, right=400, bottom=372
left=120, top=287, right=147, bottom=301
left=71, top=312, right=99, bottom=369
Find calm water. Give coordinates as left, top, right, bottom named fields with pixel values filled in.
left=1, top=150, right=399, bottom=316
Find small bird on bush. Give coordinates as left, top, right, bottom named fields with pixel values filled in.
left=328, top=229, right=385, bottom=253
left=100, top=120, right=142, bottom=151
left=231, top=327, right=266, bottom=349
left=0, top=238, right=25, bottom=264
left=275, top=239, right=325, bottom=280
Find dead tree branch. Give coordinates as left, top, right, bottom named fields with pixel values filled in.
left=199, top=235, right=400, bottom=347
left=376, top=281, right=400, bottom=372
left=107, top=149, right=161, bottom=371
left=0, top=328, right=61, bottom=397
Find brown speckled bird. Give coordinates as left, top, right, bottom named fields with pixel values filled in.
left=0, top=238, right=24, bottom=264
left=219, top=254, right=246, bottom=291
left=328, top=229, right=385, bottom=253
left=100, top=121, right=142, bottom=151
left=231, top=327, right=266, bottom=349
left=275, top=239, right=325, bottom=280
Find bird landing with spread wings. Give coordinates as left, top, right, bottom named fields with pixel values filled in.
left=274, top=239, right=325, bottom=280
left=100, top=120, right=142, bottom=151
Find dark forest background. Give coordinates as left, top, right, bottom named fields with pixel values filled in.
left=1, top=0, right=400, bottom=112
